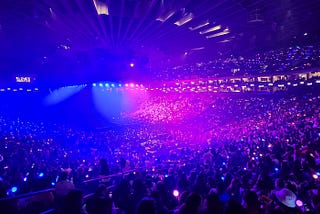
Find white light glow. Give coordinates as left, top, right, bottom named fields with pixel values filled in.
left=156, top=10, right=175, bottom=22
left=93, top=0, right=109, bottom=15
left=189, top=20, right=210, bottom=31
left=200, top=25, right=221, bottom=34
left=174, top=13, right=194, bottom=26
left=190, top=47, right=205, bottom=51
left=206, top=28, right=230, bottom=39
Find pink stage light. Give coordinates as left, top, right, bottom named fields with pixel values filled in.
left=296, top=200, right=303, bottom=207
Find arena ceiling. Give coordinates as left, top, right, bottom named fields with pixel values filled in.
left=0, top=0, right=320, bottom=84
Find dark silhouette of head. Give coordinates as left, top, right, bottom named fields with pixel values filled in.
left=136, top=198, right=156, bottom=214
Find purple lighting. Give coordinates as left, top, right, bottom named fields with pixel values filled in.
left=130, top=63, right=135, bottom=68
left=296, top=200, right=303, bottom=207
left=173, top=190, right=179, bottom=197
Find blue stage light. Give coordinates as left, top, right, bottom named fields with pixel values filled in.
left=99, top=83, right=103, bottom=87
left=92, top=83, right=97, bottom=87
left=51, top=182, right=56, bottom=186
left=39, top=172, right=44, bottom=177
left=11, top=187, right=18, bottom=193
left=44, top=85, right=86, bottom=106
left=111, top=84, right=115, bottom=87
left=105, top=83, right=109, bottom=87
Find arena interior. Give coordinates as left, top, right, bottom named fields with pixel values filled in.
left=1, top=1, right=320, bottom=214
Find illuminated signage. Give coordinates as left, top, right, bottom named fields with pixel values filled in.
left=16, top=77, right=31, bottom=83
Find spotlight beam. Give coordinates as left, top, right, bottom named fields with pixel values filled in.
left=63, top=1, right=97, bottom=41
left=127, top=0, right=159, bottom=42
left=106, top=0, right=115, bottom=48
left=76, top=0, right=107, bottom=43
left=119, top=2, right=141, bottom=44
left=39, top=1, right=93, bottom=42
left=117, top=0, right=126, bottom=46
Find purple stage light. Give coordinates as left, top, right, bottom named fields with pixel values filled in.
left=173, top=190, right=179, bottom=197
left=296, top=200, right=303, bottom=207
left=130, top=63, right=135, bottom=68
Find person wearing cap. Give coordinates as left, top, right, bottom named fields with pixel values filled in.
left=271, top=188, right=300, bottom=214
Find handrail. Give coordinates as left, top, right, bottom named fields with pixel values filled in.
left=83, top=184, right=116, bottom=200
left=0, top=168, right=143, bottom=201
left=82, top=167, right=145, bottom=184
left=82, top=160, right=180, bottom=184
left=0, top=188, right=54, bottom=201
left=40, top=208, right=55, bottom=214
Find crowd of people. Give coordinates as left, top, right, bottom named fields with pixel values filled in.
left=0, top=88, right=320, bottom=213
left=155, top=43, right=320, bottom=80
left=123, top=92, right=213, bottom=123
